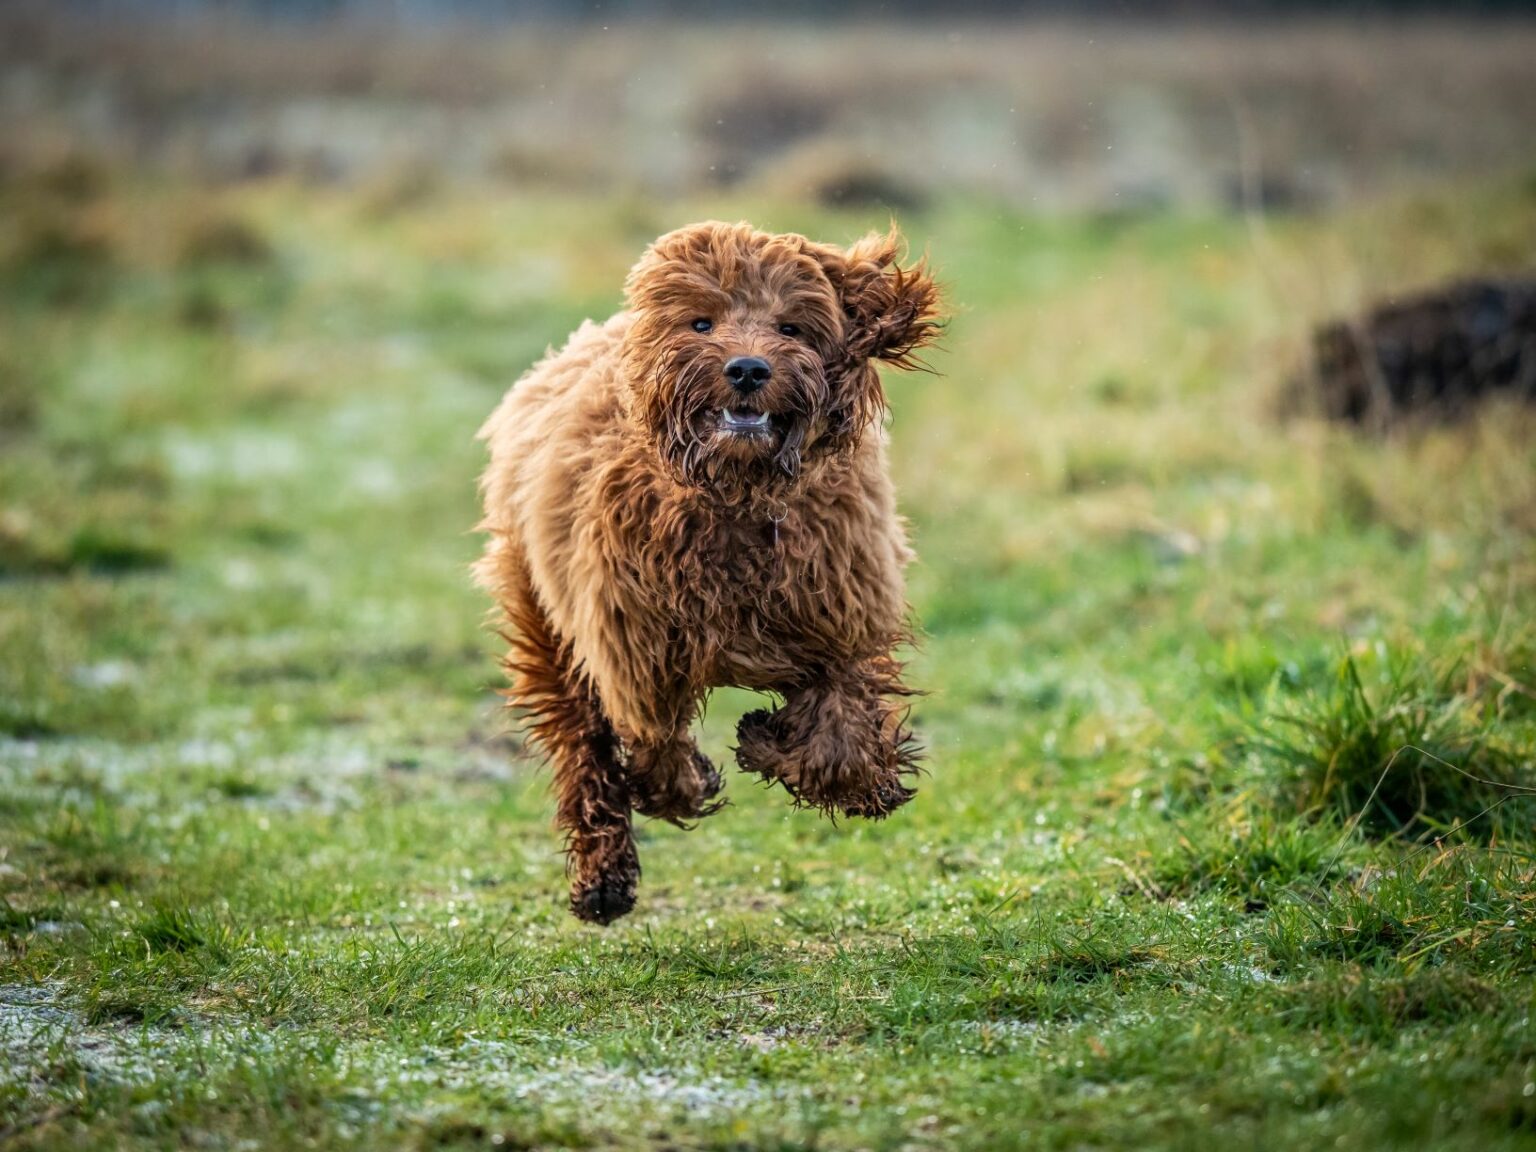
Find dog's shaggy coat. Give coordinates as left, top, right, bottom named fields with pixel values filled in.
left=476, top=221, right=940, bottom=923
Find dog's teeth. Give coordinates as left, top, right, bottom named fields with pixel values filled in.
left=722, top=409, right=770, bottom=431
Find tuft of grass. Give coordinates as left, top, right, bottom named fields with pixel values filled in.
left=209, top=772, right=273, bottom=799
left=0, top=213, right=119, bottom=307
left=0, top=518, right=172, bottom=579
left=1154, top=808, right=1346, bottom=909
left=174, top=216, right=274, bottom=268
left=1248, top=651, right=1534, bottom=839
left=0, top=896, right=66, bottom=934
left=1264, top=844, right=1536, bottom=974
left=1031, top=933, right=1161, bottom=985
left=1465, top=620, right=1536, bottom=720
left=1271, top=966, right=1501, bottom=1037
left=133, top=904, right=215, bottom=955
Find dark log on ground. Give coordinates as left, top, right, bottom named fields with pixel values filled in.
left=1312, top=279, right=1536, bottom=426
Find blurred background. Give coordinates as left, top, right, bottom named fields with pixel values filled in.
left=6, top=3, right=1536, bottom=212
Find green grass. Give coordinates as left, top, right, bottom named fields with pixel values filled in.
left=1248, top=650, right=1535, bottom=838
left=2, top=169, right=1536, bottom=1150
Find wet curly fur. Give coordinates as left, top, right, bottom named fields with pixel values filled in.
left=475, top=221, right=941, bottom=924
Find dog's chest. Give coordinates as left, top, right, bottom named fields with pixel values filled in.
left=676, top=515, right=786, bottom=615
left=654, top=513, right=832, bottom=686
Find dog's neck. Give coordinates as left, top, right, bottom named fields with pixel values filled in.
left=681, top=471, right=803, bottom=520
left=668, top=440, right=855, bottom=520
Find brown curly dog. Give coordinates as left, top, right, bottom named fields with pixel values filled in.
left=475, top=220, right=941, bottom=923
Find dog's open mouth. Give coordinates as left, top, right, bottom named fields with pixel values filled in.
left=719, top=408, right=773, bottom=436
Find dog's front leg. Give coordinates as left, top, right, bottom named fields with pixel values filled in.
left=625, top=719, right=725, bottom=826
left=552, top=710, right=640, bottom=925
left=606, top=676, right=724, bottom=826
left=736, top=655, right=920, bottom=819
left=498, top=570, right=640, bottom=925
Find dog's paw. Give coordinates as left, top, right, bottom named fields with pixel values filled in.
left=736, top=708, right=779, bottom=741
left=629, top=747, right=726, bottom=825
left=838, top=777, right=916, bottom=820
left=567, top=831, right=640, bottom=925
left=685, top=750, right=727, bottom=817
left=736, top=703, right=921, bottom=820
left=734, top=708, right=793, bottom=783
left=736, top=704, right=849, bottom=811
left=839, top=714, right=922, bottom=819
left=570, top=871, right=637, bottom=925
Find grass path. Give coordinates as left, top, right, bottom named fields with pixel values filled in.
left=2, top=171, right=1535, bottom=1149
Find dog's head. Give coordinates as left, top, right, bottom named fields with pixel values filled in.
left=620, top=221, right=940, bottom=493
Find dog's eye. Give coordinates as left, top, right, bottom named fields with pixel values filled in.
left=778, top=323, right=801, bottom=338
left=691, top=318, right=713, bottom=334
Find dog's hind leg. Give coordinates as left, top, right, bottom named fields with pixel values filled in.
left=548, top=687, right=638, bottom=925
left=736, top=655, right=921, bottom=820
left=496, top=564, right=639, bottom=925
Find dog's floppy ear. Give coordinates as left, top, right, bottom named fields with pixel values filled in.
left=796, top=227, right=941, bottom=459
left=821, top=227, right=942, bottom=369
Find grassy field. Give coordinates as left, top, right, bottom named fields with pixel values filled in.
left=2, top=163, right=1536, bottom=1150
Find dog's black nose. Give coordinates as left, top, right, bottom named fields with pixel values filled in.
left=723, top=356, right=772, bottom=394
